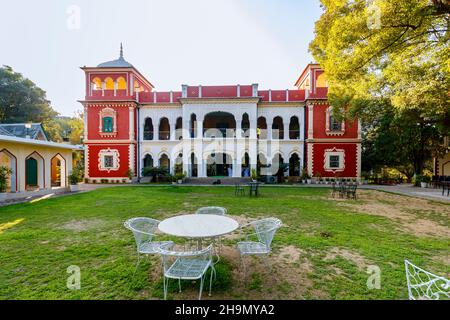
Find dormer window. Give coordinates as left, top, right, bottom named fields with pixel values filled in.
left=99, top=108, right=117, bottom=137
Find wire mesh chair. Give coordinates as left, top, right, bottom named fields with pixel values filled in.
left=158, top=245, right=215, bottom=300
left=124, top=217, right=174, bottom=273
left=195, top=207, right=227, bottom=254
left=405, top=260, right=450, bottom=300
left=237, top=218, right=282, bottom=279
left=195, top=207, right=227, bottom=216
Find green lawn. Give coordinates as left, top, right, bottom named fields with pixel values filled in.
left=0, top=186, right=448, bottom=300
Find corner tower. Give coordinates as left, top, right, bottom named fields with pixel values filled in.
left=79, top=45, right=154, bottom=182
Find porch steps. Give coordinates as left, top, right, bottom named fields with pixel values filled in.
left=184, top=177, right=251, bottom=185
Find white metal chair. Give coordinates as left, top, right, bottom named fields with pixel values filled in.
left=124, top=217, right=174, bottom=273
left=405, top=260, right=450, bottom=300
left=158, top=245, right=215, bottom=300
left=237, top=218, right=282, bottom=279
left=195, top=207, right=227, bottom=254
left=195, top=207, right=227, bottom=216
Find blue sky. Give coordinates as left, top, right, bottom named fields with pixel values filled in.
left=0, top=0, right=323, bottom=116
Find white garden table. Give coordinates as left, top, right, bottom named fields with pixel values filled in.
left=158, top=214, right=239, bottom=250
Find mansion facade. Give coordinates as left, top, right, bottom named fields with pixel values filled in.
left=80, top=49, right=361, bottom=182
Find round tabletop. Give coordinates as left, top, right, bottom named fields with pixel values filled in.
left=158, top=214, right=239, bottom=239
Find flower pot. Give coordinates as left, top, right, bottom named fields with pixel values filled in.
left=307, top=179, right=312, bottom=185
left=172, top=182, right=177, bottom=185
left=177, top=180, right=183, bottom=184
left=420, top=182, right=428, bottom=188
left=69, top=184, right=79, bottom=192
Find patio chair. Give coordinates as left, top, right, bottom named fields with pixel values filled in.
left=195, top=207, right=227, bottom=254
left=196, top=207, right=227, bottom=216
left=346, top=183, right=358, bottom=200
left=405, top=260, right=450, bottom=300
left=331, top=182, right=338, bottom=198
left=237, top=218, right=282, bottom=279
left=124, top=217, right=174, bottom=273
left=158, top=245, right=215, bottom=300
left=235, top=183, right=245, bottom=196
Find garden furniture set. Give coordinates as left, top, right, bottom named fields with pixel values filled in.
left=124, top=207, right=282, bottom=300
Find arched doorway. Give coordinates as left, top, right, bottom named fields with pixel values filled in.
left=25, top=152, right=44, bottom=190
left=289, top=153, right=301, bottom=177
left=190, top=153, right=198, bottom=178
left=51, top=154, right=66, bottom=187
left=143, top=154, right=154, bottom=168
left=0, top=149, right=17, bottom=192
left=242, top=152, right=250, bottom=177
left=207, top=153, right=233, bottom=177
left=174, top=153, right=183, bottom=174
left=272, top=153, right=286, bottom=183
left=204, top=112, right=236, bottom=138
left=257, top=153, right=268, bottom=177
left=159, top=154, right=170, bottom=174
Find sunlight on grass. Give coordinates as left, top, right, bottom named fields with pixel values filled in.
left=29, top=194, right=55, bottom=203
left=0, top=218, right=24, bottom=234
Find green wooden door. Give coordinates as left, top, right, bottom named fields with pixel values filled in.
left=26, top=158, right=38, bottom=186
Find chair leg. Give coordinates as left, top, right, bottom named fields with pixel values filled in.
left=240, top=254, right=247, bottom=281
left=163, top=277, right=168, bottom=300
left=263, top=254, right=272, bottom=273
left=209, top=267, right=214, bottom=297
left=199, top=275, right=205, bottom=300
left=133, top=253, right=141, bottom=276
left=178, top=278, right=182, bottom=293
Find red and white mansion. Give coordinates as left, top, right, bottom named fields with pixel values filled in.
left=80, top=48, right=361, bottom=182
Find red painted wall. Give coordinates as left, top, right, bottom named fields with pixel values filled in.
left=87, top=104, right=131, bottom=140
left=87, top=145, right=131, bottom=178
left=312, top=103, right=358, bottom=139
left=312, top=143, right=358, bottom=178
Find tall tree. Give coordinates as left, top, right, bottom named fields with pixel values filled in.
left=0, top=66, right=58, bottom=123
left=310, top=0, right=450, bottom=174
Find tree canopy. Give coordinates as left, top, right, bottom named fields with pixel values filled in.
left=310, top=0, right=449, bottom=127
left=310, top=0, right=450, bottom=175
left=0, top=65, right=58, bottom=123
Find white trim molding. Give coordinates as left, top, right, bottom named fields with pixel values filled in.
left=99, top=107, right=118, bottom=138
left=98, top=148, right=120, bottom=173
left=323, top=147, right=345, bottom=173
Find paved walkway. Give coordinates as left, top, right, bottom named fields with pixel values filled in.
left=363, top=184, right=450, bottom=203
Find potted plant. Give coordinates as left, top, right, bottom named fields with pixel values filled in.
left=125, top=169, right=134, bottom=183
left=175, top=172, right=186, bottom=184
left=251, top=168, right=258, bottom=182
left=0, top=166, right=12, bottom=201
left=416, top=175, right=431, bottom=188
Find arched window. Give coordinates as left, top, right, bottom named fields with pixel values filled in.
left=103, top=117, right=113, bottom=133
left=242, top=113, right=250, bottom=138
left=143, top=154, right=154, bottom=168
left=144, top=118, right=154, bottom=140
left=176, top=117, right=183, bottom=140
left=257, top=117, right=267, bottom=139
left=159, top=118, right=170, bottom=140
left=289, top=116, right=300, bottom=140
left=272, top=117, right=284, bottom=139
left=104, top=77, right=114, bottom=90
left=190, top=114, right=197, bottom=138
left=92, top=77, right=102, bottom=91
left=117, top=77, right=127, bottom=90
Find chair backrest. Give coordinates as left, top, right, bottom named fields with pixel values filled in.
left=158, top=245, right=213, bottom=275
left=124, top=217, right=160, bottom=251
left=196, top=207, right=227, bottom=216
left=252, top=218, right=282, bottom=250
left=405, top=260, right=450, bottom=300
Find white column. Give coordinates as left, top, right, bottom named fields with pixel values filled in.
left=234, top=144, right=243, bottom=178
left=308, top=104, right=314, bottom=139
left=249, top=116, right=257, bottom=140
left=155, top=117, right=161, bottom=141
left=267, top=119, right=273, bottom=140
left=197, top=117, right=204, bottom=139
left=170, top=121, right=176, bottom=141
left=129, top=107, right=135, bottom=141
left=284, top=120, right=290, bottom=141
left=236, top=115, right=242, bottom=139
